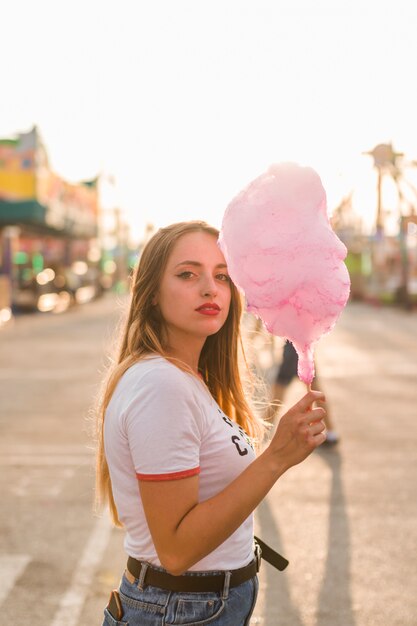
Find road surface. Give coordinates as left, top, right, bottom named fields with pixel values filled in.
left=1, top=296, right=416, bottom=625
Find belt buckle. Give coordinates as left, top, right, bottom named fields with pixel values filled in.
left=255, top=542, right=262, bottom=572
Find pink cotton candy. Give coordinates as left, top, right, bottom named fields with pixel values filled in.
left=219, top=162, right=351, bottom=385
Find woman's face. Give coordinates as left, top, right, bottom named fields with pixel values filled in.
left=155, top=231, right=232, bottom=345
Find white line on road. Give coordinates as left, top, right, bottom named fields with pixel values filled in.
left=0, top=444, right=95, bottom=455
left=0, top=368, right=93, bottom=380
left=10, top=467, right=75, bottom=497
left=50, top=514, right=112, bottom=626
left=0, top=554, right=31, bottom=606
left=0, top=455, right=93, bottom=466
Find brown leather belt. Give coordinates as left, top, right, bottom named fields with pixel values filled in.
left=126, top=554, right=259, bottom=593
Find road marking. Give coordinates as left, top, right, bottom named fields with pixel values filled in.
left=0, top=443, right=95, bottom=455
left=10, top=467, right=75, bottom=497
left=0, top=455, right=93, bottom=466
left=50, top=514, right=112, bottom=626
left=0, top=554, right=31, bottom=606
left=0, top=367, right=93, bottom=380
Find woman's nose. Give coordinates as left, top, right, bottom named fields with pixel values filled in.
left=200, top=275, right=217, bottom=297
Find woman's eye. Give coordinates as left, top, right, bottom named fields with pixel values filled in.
left=216, top=273, right=230, bottom=282
left=177, top=271, right=195, bottom=279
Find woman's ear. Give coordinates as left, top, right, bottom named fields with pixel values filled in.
left=151, top=293, right=158, bottom=306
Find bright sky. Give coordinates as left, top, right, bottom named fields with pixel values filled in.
left=2, top=0, right=417, bottom=241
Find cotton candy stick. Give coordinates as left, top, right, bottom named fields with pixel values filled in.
left=219, top=162, right=351, bottom=385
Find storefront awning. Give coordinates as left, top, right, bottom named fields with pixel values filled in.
left=0, top=200, right=97, bottom=238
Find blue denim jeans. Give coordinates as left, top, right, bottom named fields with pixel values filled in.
left=102, top=565, right=259, bottom=626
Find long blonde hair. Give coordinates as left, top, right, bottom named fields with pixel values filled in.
left=96, top=220, right=263, bottom=525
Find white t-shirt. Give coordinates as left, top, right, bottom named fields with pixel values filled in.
left=104, top=355, right=256, bottom=571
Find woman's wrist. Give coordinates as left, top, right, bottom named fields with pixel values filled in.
left=258, top=446, right=288, bottom=481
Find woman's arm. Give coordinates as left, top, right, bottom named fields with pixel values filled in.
left=139, top=390, right=326, bottom=575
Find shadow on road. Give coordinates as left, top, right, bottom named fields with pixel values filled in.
left=315, top=447, right=356, bottom=626
left=257, top=447, right=356, bottom=626
left=257, top=498, right=304, bottom=626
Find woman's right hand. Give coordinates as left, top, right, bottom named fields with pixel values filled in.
left=267, top=390, right=326, bottom=471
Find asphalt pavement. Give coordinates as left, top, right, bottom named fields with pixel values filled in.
left=1, top=295, right=416, bottom=626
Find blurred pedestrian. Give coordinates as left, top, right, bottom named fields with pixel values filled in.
left=95, top=221, right=326, bottom=626
left=265, top=341, right=339, bottom=445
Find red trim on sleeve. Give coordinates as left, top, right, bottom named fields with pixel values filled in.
left=136, top=467, right=200, bottom=482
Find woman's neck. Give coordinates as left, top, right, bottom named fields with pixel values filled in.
left=165, top=337, right=204, bottom=375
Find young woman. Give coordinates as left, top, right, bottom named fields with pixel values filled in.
left=96, top=221, right=326, bottom=626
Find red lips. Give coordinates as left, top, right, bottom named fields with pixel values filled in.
left=195, top=302, right=220, bottom=312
